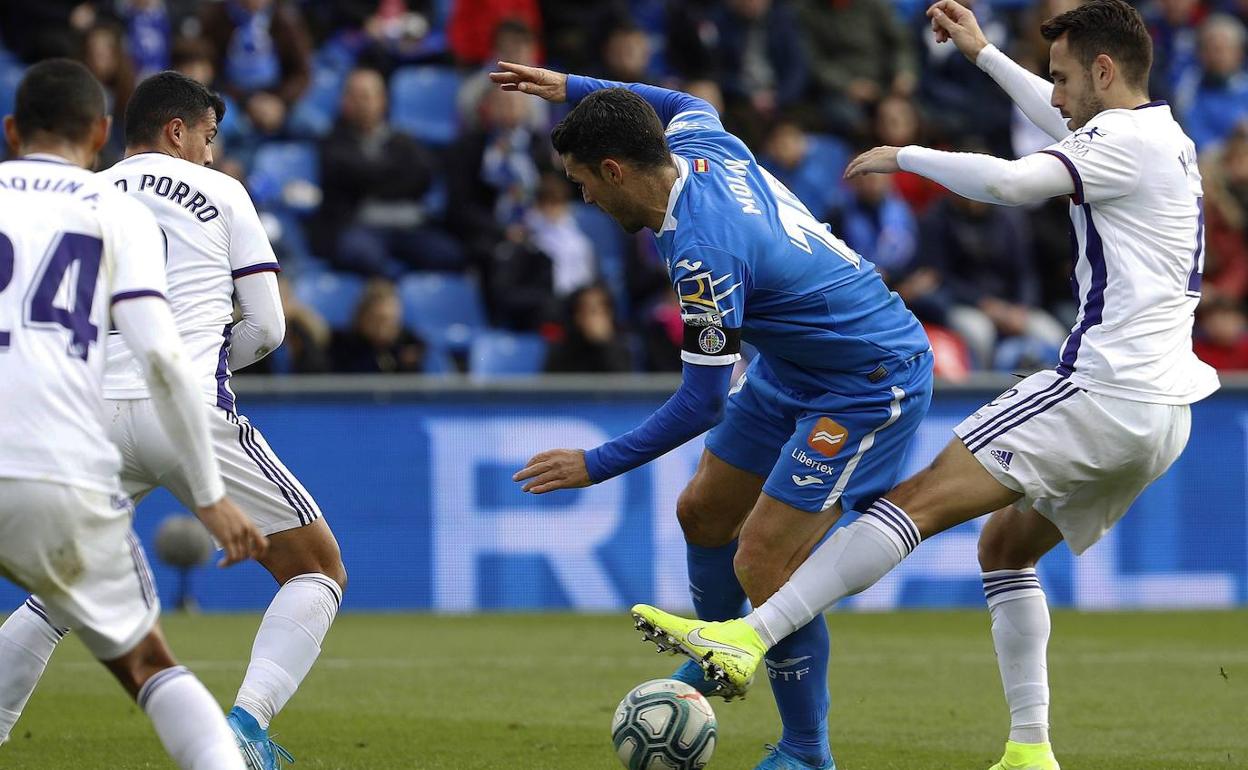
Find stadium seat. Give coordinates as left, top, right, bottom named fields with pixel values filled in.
left=288, top=67, right=344, bottom=138
left=293, top=271, right=365, bottom=330
left=248, top=141, right=320, bottom=212
left=389, top=66, right=461, bottom=145
left=469, top=331, right=547, bottom=378
left=398, top=272, right=486, bottom=352
left=0, top=61, right=24, bottom=125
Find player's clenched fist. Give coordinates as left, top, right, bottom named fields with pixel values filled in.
left=489, top=61, right=569, bottom=102
left=514, top=449, right=592, bottom=494
left=927, top=0, right=990, bottom=62
left=196, top=496, right=270, bottom=566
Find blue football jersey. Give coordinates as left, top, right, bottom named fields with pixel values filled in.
left=657, top=108, right=930, bottom=395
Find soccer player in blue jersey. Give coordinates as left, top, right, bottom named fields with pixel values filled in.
left=500, top=63, right=934, bottom=770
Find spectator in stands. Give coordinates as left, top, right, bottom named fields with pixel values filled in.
left=200, top=0, right=313, bottom=137
left=919, top=194, right=1068, bottom=369
left=123, top=0, right=173, bottom=78
left=544, top=284, right=633, bottom=373
left=1182, top=14, right=1248, bottom=150
left=914, top=0, right=1012, bottom=156
left=797, top=0, right=917, bottom=138
left=873, top=95, right=945, bottom=213
left=599, top=23, right=655, bottom=84
left=331, top=280, right=426, bottom=372
left=1200, top=127, right=1248, bottom=301
left=459, top=19, right=548, bottom=131
left=0, top=0, right=94, bottom=62
left=828, top=168, right=917, bottom=282
left=525, top=172, right=597, bottom=298
left=327, top=0, right=434, bottom=72
left=1194, top=296, right=1248, bottom=369
left=448, top=0, right=541, bottom=66
left=243, top=276, right=332, bottom=374
left=759, top=118, right=849, bottom=222
left=317, top=67, right=465, bottom=278
left=665, top=0, right=807, bottom=145
left=640, top=292, right=683, bottom=372
left=448, top=86, right=554, bottom=265
left=1146, top=0, right=1205, bottom=105
left=82, top=22, right=135, bottom=163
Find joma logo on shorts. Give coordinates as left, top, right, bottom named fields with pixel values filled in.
left=807, top=417, right=848, bottom=458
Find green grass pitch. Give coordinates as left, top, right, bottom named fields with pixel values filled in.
left=2, top=611, right=1243, bottom=769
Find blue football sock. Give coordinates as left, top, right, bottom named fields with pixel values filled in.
left=686, top=540, right=748, bottom=621
left=765, top=616, right=831, bottom=766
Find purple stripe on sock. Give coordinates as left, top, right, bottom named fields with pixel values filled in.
left=288, top=574, right=343, bottom=608
left=137, top=666, right=189, bottom=710
left=863, top=506, right=918, bottom=555
left=873, top=499, right=921, bottom=550
left=982, top=570, right=1038, bottom=586
left=985, top=582, right=1044, bottom=600
left=24, top=598, right=68, bottom=637
left=982, top=578, right=1042, bottom=593
left=868, top=501, right=920, bottom=552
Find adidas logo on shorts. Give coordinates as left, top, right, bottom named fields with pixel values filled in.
left=989, top=449, right=1014, bottom=471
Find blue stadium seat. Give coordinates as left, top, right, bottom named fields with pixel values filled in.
left=0, top=61, right=24, bottom=122
left=288, top=67, right=344, bottom=138
left=293, top=271, right=365, bottom=330
left=389, top=66, right=461, bottom=145
left=469, top=331, right=547, bottom=378
left=398, top=272, right=486, bottom=352
left=248, top=141, right=320, bottom=212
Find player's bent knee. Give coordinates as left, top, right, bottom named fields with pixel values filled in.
left=732, top=543, right=783, bottom=603
left=675, top=487, right=736, bottom=548
left=106, top=631, right=178, bottom=697
left=977, top=521, right=1042, bottom=571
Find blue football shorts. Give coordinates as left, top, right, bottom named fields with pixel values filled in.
left=704, top=352, right=933, bottom=514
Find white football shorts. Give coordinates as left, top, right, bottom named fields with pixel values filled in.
left=107, top=399, right=323, bottom=536
left=955, top=370, right=1191, bottom=553
left=0, top=479, right=159, bottom=660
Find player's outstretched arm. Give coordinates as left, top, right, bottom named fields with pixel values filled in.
left=491, top=61, right=717, bottom=127
left=928, top=0, right=1069, bottom=141
left=847, top=144, right=1074, bottom=206
left=112, top=296, right=269, bottom=566
left=513, top=364, right=734, bottom=493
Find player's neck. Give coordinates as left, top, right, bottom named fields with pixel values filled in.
left=644, top=164, right=680, bottom=233
left=124, top=143, right=172, bottom=160
left=1103, top=88, right=1153, bottom=113
left=18, top=139, right=93, bottom=169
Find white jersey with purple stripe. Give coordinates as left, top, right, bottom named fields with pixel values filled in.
left=99, top=153, right=279, bottom=409
left=0, top=155, right=167, bottom=492
left=1040, top=102, right=1217, bottom=405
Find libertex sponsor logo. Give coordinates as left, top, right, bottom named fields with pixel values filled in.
left=790, top=448, right=835, bottom=476
left=807, top=417, right=848, bottom=458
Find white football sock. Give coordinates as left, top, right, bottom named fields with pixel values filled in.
left=983, top=569, right=1051, bottom=744
left=746, top=499, right=921, bottom=647
left=139, top=666, right=245, bottom=770
left=235, top=573, right=341, bottom=728
left=0, top=598, right=67, bottom=745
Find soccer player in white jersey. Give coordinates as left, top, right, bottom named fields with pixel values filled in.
left=0, top=59, right=269, bottom=769
left=0, top=71, right=346, bottom=770
left=629, top=2, right=1220, bottom=768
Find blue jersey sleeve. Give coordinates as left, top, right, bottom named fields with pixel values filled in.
left=584, top=362, right=734, bottom=483
left=565, top=75, right=722, bottom=130
left=671, top=245, right=748, bottom=366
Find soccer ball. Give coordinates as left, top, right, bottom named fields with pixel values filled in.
left=611, top=678, right=717, bottom=770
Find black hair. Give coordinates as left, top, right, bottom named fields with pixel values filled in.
left=550, top=88, right=671, bottom=172
left=124, top=70, right=226, bottom=147
left=1041, top=0, right=1153, bottom=90
left=14, top=59, right=106, bottom=144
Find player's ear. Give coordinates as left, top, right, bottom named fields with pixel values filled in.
left=1093, top=53, right=1115, bottom=90
left=165, top=117, right=185, bottom=150
left=90, top=115, right=110, bottom=155
left=601, top=159, right=624, bottom=185
left=3, top=115, right=19, bottom=156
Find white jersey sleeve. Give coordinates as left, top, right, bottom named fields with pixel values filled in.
left=1040, top=115, right=1141, bottom=205
left=226, top=181, right=280, bottom=279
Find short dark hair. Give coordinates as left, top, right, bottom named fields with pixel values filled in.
left=14, top=59, right=106, bottom=143
left=124, top=71, right=226, bottom=147
left=551, top=88, right=671, bottom=172
left=1041, top=0, right=1153, bottom=90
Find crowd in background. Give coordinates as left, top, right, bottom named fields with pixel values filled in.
left=4, top=0, right=1248, bottom=377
